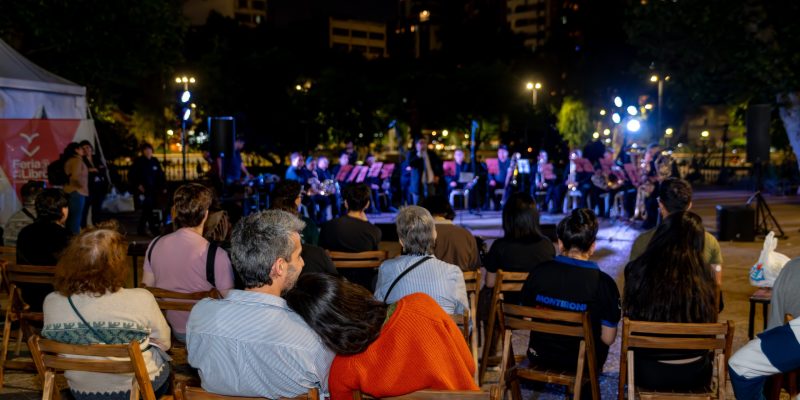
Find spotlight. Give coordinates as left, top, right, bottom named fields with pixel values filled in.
left=614, top=97, right=623, bottom=108
left=626, top=119, right=641, bottom=132
left=181, top=90, right=191, bottom=103
left=612, top=113, right=621, bottom=124
left=183, top=109, right=192, bottom=121
left=627, top=105, right=638, bottom=116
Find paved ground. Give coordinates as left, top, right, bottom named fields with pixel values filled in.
left=2, top=189, right=798, bottom=399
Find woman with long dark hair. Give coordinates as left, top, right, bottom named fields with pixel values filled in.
left=623, top=210, right=719, bottom=390
left=285, top=273, right=477, bottom=400
left=484, top=192, right=554, bottom=301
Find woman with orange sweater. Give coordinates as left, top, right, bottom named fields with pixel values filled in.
left=285, top=273, right=477, bottom=400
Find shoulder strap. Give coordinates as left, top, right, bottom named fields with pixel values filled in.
left=146, top=235, right=164, bottom=265
left=206, top=242, right=218, bottom=287
left=68, top=296, right=109, bottom=344
left=383, top=256, right=432, bottom=304
left=21, top=208, right=35, bottom=220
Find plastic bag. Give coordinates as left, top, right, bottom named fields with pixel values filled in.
left=750, top=231, right=791, bottom=287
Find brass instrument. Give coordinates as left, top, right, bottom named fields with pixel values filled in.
left=500, top=152, right=521, bottom=206
left=307, top=177, right=339, bottom=196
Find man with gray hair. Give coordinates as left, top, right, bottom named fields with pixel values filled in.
left=186, top=210, right=334, bottom=398
left=374, top=206, right=468, bottom=314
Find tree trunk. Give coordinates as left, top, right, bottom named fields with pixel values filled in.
left=777, top=93, right=800, bottom=191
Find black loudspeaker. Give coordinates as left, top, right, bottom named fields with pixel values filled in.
left=746, top=104, right=771, bottom=163
left=716, top=205, right=755, bottom=242
left=208, top=116, right=236, bottom=160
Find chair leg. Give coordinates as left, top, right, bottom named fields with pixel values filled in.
left=573, top=341, right=586, bottom=400
left=627, top=351, right=635, bottom=400
left=14, top=326, right=23, bottom=356
left=788, top=370, right=798, bottom=396
left=0, top=313, right=13, bottom=389
left=42, top=370, right=56, bottom=400
left=479, top=299, right=499, bottom=385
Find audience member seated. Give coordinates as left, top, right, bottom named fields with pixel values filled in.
left=319, top=183, right=381, bottom=252
left=374, top=206, right=468, bottom=315
left=42, top=223, right=172, bottom=399
left=629, top=178, right=723, bottom=283
left=422, top=195, right=480, bottom=271
left=187, top=210, right=334, bottom=398
left=729, top=318, right=800, bottom=400
left=484, top=192, right=555, bottom=304
left=3, top=180, right=44, bottom=246
left=270, top=182, right=337, bottom=276
left=16, top=188, right=72, bottom=311
left=767, top=257, right=800, bottom=330
left=142, top=183, right=234, bottom=341
left=285, top=273, right=478, bottom=400
left=520, top=208, right=620, bottom=372
left=624, top=211, right=719, bottom=391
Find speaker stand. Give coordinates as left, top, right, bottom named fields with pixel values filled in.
left=746, top=191, right=785, bottom=239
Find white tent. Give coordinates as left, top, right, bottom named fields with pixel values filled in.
left=0, top=38, right=96, bottom=224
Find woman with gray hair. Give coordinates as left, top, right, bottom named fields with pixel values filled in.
left=373, top=206, right=468, bottom=315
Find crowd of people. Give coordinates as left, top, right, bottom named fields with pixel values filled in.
left=2, top=136, right=800, bottom=400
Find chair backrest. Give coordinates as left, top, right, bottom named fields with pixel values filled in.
left=328, top=250, right=388, bottom=269
left=619, top=317, right=735, bottom=400
left=142, top=286, right=222, bottom=312
left=623, top=318, right=734, bottom=355
left=5, top=264, right=56, bottom=285
left=449, top=309, right=471, bottom=342
left=352, top=387, right=497, bottom=400
left=28, top=335, right=156, bottom=400
left=495, top=270, right=528, bottom=294
left=177, top=382, right=320, bottom=400
left=462, top=270, right=481, bottom=294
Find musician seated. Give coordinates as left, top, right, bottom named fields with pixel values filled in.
left=285, top=152, right=332, bottom=223
left=364, top=154, right=393, bottom=214
left=532, top=150, right=562, bottom=214
left=487, top=145, right=511, bottom=211
left=445, top=149, right=478, bottom=209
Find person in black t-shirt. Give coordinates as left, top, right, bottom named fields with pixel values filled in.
left=319, top=183, right=381, bottom=252
left=319, top=183, right=381, bottom=289
left=520, top=208, right=620, bottom=372
left=484, top=192, right=555, bottom=305
left=16, top=189, right=72, bottom=311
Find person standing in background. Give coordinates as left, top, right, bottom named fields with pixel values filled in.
left=406, top=137, right=443, bottom=205
left=63, top=142, right=88, bottom=234
left=129, top=143, right=166, bottom=237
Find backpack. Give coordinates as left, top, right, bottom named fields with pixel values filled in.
left=47, top=158, right=68, bottom=186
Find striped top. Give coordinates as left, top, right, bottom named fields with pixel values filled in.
left=729, top=318, right=800, bottom=399
left=374, top=255, right=469, bottom=315
left=186, top=290, right=334, bottom=398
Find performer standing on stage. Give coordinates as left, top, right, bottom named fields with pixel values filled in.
left=406, top=137, right=443, bottom=205
left=533, top=150, right=562, bottom=214
left=488, top=145, right=511, bottom=210
left=220, top=136, right=251, bottom=189
left=642, top=143, right=662, bottom=229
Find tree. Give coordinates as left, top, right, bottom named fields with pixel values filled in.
left=625, top=0, right=800, bottom=172
left=557, top=97, right=591, bottom=149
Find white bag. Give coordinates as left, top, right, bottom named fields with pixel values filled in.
left=749, top=231, right=791, bottom=287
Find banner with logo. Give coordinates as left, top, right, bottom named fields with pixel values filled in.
left=0, top=119, right=94, bottom=224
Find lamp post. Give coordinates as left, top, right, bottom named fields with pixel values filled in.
left=175, top=75, right=196, bottom=181
left=649, top=74, right=667, bottom=139
left=526, top=82, right=542, bottom=107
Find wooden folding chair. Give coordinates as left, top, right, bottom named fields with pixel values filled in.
left=352, top=386, right=499, bottom=399
left=462, top=270, right=481, bottom=371
left=498, top=304, right=599, bottom=400
left=327, top=250, right=388, bottom=269
left=478, top=269, right=528, bottom=385
left=618, top=317, right=735, bottom=400
left=175, top=381, right=320, bottom=400
left=141, top=286, right=222, bottom=358
left=28, top=334, right=160, bottom=400
left=767, top=314, right=798, bottom=400
left=0, top=263, right=56, bottom=388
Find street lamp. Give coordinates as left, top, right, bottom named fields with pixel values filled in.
left=526, top=81, right=542, bottom=106
left=176, top=75, right=196, bottom=181
left=611, top=113, right=621, bottom=124
left=626, top=119, right=641, bottom=133
left=614, top=96, right=623, bottom=108
left=626, top=105, right=638, bottom=116
left=650, top=74, right=666, bottom=137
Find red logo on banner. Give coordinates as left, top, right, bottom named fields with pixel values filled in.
left=0, top=119, right=81, bottom=197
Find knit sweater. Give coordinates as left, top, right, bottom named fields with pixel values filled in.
left=42, top=289, right=171, bottom=399
left=328, top=293, right=478, bottom=400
